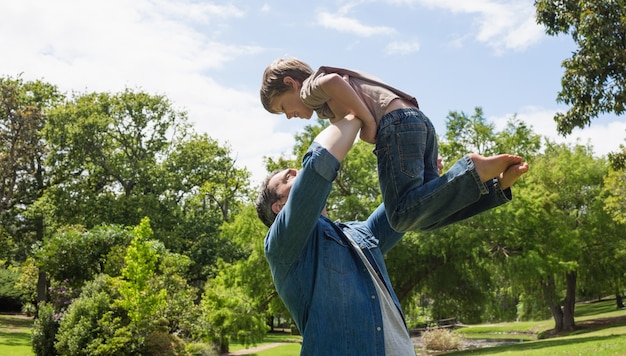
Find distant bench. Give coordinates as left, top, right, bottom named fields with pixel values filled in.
left=410, top=317, right=460, bottom=335
left=429, top=317, right=459, bottom=329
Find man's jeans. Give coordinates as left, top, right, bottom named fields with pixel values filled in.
left=375, top=108, right=505, bottom=232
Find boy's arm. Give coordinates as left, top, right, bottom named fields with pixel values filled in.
left=317, top=73, right=378, bottom=143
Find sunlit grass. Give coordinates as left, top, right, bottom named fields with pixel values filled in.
left=0, top=314, right=34, bottom=356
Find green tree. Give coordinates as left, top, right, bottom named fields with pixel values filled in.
left=496, top=142, right=611, bottom=331
left=35, top=225, right=131, bottom=289
left=165, top=134, right=251, bottom=285
left=535, top=0, right=626, bottom=166
left=43, top=89, right=189, bottom=232
left=116, top=218, right=166, bottom=338
left=43, top=90, right=249, bottom=286
left=385, top=109, right=541, bottom=323
left=0, top=76, right=64, bottom=308
left=604, top=168, right=626, bottom=225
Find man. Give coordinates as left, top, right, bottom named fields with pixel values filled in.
left=255, top=115, right=519, bottom=355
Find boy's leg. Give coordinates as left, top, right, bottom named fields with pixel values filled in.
left=376, top=109, right=501, bottom=232
left=420, top=161, right=529, bottom=230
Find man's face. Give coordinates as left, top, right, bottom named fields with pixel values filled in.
left=269, top=77, right=313, bottom=120
left=269, top=168, right=298, bottom=214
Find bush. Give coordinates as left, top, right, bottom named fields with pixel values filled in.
left=143, top=330, right=187, bottom=356
left=32, top=302, right=60, bottom=356
left=185, top=342, right=219, bottom=356
left=0, top=266, right=22, bottom=312
left=54, top=275, right=116, bottom=355
left=421, top=328, right=463, bottom=351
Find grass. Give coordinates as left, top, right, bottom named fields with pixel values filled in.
left=0, top=314, right=34, bottom=356
left=244, top=343, right=302, bottom=356
left=2, top=300, right=625, bottom=355
left=447, top=299, right=626, bottom=355
left=228, top=330, right=302, bottom=354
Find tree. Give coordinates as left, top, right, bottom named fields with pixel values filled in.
left=1, top=76, right=64, bottom=309
left=604, top=168, right=626, bottom=225
left=43, top=89, right=189, bottom=231
left=496, top=142, right=611, bottom=331
left=535, top=0, right=626, bottom=165
left=34, top=225, right=132, bottom=289
left=386, top=109, right=542, bottom=323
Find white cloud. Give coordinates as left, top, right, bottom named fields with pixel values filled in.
left=316, top=10, right=396, bottom=37
left=492, top=106, right=626, bottom=157
left=385, top=40, right=421, bottom=55
left=0, top=0, right=284, bottom=185
left=408, top=0, right=544, bottom=52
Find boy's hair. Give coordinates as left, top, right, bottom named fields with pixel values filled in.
left=255, top=169, right=283, bottom=228
left=260, top=58, right=313, bottom=113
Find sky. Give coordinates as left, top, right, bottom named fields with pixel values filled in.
left=2, top=0, right=625, bottom=185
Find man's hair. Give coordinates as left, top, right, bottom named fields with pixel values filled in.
left=260, top=58, right=314, bottom=113
left=255, top=169, right=283, bottom=228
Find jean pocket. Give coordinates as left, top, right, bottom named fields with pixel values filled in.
left=397, top=125, right=427, bottom=178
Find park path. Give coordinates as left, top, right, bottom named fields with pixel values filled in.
left=225, top=342, right=289, bottom=355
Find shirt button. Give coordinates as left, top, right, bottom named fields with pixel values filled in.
left=376, top=326, right=382, bottom=331
left=371, top=295, right=376, bottom=299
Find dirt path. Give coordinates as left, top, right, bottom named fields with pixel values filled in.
left=225, top=342, right=290, bottom=355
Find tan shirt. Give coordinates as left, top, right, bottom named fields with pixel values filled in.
left=301, top=66, right=419, bottom=123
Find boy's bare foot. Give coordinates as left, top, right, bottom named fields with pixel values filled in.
left=498, top=162, right=529, bottom=189
left=469, top=153, right=523, bottom=182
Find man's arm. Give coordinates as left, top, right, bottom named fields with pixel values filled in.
left=265, top=114, right=364, bottom=264
left=314, top=114, right=363, bottom=162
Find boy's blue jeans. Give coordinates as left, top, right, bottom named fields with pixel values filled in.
left=375, top=108, right=507, bottom=232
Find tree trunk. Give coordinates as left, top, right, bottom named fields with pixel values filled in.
left=35, top=271, right=47, bottom=317
left=542, top=274, right=564, bottom=331
left=562, top=271, right=576, bottom=331
left=616, top=290, right=625, bottom=309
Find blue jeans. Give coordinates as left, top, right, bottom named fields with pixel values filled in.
left=376, top=108, right=508, bottom=232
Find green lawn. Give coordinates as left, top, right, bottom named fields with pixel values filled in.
left=0, top=314, right=34, bottom=356
left=3, top=300, right=625, bottom=355
left=448, top=299, right=626, bottom=355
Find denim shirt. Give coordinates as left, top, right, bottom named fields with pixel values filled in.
left=265, top=142, right=406, bottom=355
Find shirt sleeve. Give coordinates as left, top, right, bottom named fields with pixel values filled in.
left=264, top=142, right=340, bottom=265
left=301, top=68, right=335, bottom=119
left=366, top=204, right=405, bottom=255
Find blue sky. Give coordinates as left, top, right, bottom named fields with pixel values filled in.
left=2, top=0, right=624, bottom=185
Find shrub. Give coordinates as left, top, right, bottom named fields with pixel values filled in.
left=143, top=330, right=187, bottom=356
left=186, top=342, right=219, bottom=356
left=32, top=302, right=60, bottom=356
left=0, top=266, right=22, bottom=312
left=54, top=275, right=116, bottom=355
left=421, top=328, right=463, bottom=351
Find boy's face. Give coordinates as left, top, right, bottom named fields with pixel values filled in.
left=270, top=77, right=314, bottom=120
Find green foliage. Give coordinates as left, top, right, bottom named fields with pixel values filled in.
left=218, top=205, right=285, bottom=317
left=53, top=219, right=198, bottom=355
left=0, top=264, right=22, bottom=310
left=54, top=275, right=119, bottom=355
left=35, top=224, right=131, bottom=289
left=197, top=258, right=269, bottom=353
left=0, top=76, right=63, bottom=263
left=31, top=302, right=59, bottom=356
left=142, top=318, right=187, bottom=356
left=603, top=168, right=626, bottom=224
left=441, top=107, right=497, bottom=156
left=535, top=0, right=626, bottom=135
left=116, top=218, right=166, bottom=335
left=14, top=257, right=38, bottom=305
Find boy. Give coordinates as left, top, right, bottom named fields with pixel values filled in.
left=260, top=57, right=528, bottom=231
